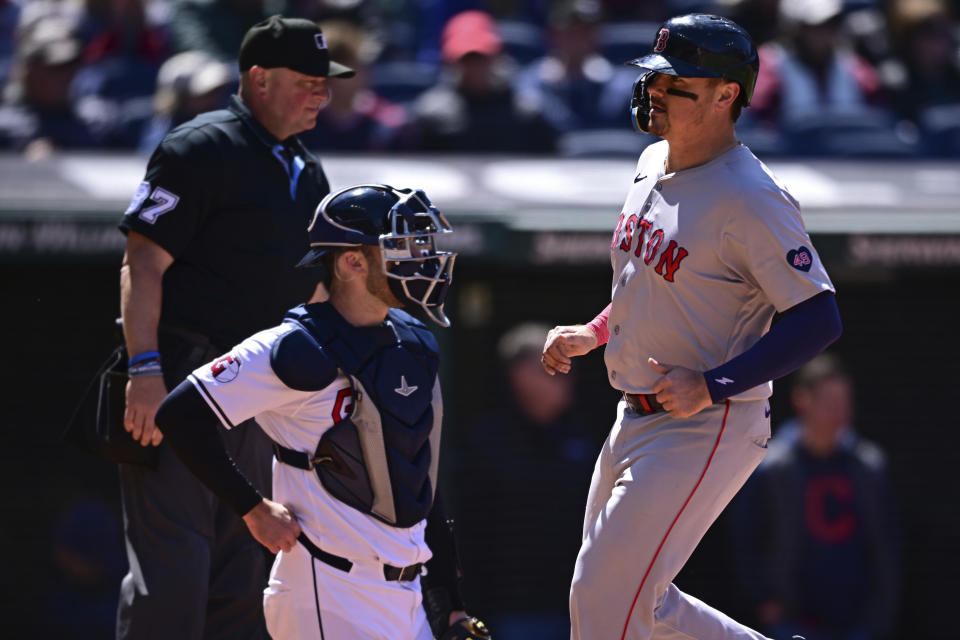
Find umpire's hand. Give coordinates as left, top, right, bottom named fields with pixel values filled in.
left=124, top=376, right=168, bottom=446
left=541, top=324, right=598, bottom=375
left=243, top=499, right=302, bottom=554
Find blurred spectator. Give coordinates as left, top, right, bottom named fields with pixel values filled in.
left=137, top=49, right=235, bottom=153
left=743, top=0, right=897, bottom=154
left=722, top=0, right=781, bottom=46
left=70, top=0, right=171, bottom=147
left=454, top=322, right=604, bottom=640
left=886, top=0, right=960, bottom=153
left=0, top=0, right=22, bottom=88
left=0, top=14, right=100, bottom=155
left=43, top=499, right=126, bottom=639
left=169, top=0, right=277, bottom=60
left=729, top=354, right=900, bottom=640
left=410, top=10, right=556, bottom=152
left=515, top=0, right=635, bottom=133
left=406, top=0, right=475, bottom=65
left=78, top=0, right=167, bottom=64
left=484, top=0, right=548, bottom=23
left=288, top=0, right=384, bottom=34
left=298, top=19, right=413, bottom=151
left=597, top=0, right=667, bottom=21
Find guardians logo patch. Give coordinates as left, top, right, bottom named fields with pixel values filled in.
left=211, top=354, right=241, bottom=383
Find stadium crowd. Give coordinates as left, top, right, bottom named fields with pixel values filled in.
left=0, top=0, right=957, bottom=157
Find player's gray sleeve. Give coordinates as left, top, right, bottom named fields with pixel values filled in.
left=721, top=186, right=834, bottom=312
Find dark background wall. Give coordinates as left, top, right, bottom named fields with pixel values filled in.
left=1, top=245, right=958, bottom=638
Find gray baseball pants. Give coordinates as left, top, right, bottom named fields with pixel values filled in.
left=570, top=399, right=771, bottom=640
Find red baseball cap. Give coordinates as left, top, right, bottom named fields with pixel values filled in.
left=441, top=11, right=502, bottom=63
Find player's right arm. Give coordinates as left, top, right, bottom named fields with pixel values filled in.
left=120, top=231, right=173, bottom=447
left=541, top=304, right=609, bottom=375
left=155, top=380, right=301, bottom=554
left=158, top=325, right=335, bottom=552
left=118, top=135, right=220, bottom=446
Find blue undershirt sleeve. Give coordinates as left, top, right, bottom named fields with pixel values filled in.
left=156, top=379, right=264, bottom=516
left=703, top=291, right=842, bottom=403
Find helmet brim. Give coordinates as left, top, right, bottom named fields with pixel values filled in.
left=328, top=60, right=355, bottom=78
left=296, top=246, right=331, bottom=268
left=625, top=53, right=724, bottom=79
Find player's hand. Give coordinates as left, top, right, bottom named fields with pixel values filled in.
left=648, top=358, right=712, bottom=418
left=438, top=613, right=491, bottom=640
left=542, top=324, right=598, bottom=375
left=242, top=499, right=301, bottom=554
left=124, top=376, right=168, bottom=446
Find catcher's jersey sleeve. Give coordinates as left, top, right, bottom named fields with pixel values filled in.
left=188, top=324, right=314, bottom=429
left=120, top=132, right=220, bottom=258
left=721, top=176, right=834, bottom=312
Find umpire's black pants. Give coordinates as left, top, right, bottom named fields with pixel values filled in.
left=115, top=332, right=272, bottom=640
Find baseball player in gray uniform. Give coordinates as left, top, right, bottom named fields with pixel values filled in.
left=541, top=14, right=842, bottom=640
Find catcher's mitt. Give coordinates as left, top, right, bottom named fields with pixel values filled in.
left=438, top=616, right=491, bottom=640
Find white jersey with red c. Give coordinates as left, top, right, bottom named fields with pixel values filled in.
left=189, top=323, right=434, bottom=640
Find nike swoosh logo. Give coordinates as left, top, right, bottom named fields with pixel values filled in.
left=634, top=175, right=647, bottom=183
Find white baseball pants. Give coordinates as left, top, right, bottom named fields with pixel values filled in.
left=570, top=399, right=772, bottom=640
left=263, top=540, right=434, bottom=640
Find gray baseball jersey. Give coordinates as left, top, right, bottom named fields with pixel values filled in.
left=604, top=141, right=834, bottom=401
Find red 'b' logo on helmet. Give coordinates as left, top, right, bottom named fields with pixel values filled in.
left=654, top=28, right=670, bottom=53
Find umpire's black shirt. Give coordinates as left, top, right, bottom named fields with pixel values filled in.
left=120, top=95, right=330, bottom=349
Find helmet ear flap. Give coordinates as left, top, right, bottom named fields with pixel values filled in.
left=630, top=72, right=653, bottom=133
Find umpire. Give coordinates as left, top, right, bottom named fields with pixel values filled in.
left=116, top=16, right=353, bottom=640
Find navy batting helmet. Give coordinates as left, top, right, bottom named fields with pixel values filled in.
left=298, top=184, right=457, bottom=327
left=626, top=14, right=759, bottom=133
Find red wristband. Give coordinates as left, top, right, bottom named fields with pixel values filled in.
left=586, top=303, right=611, bottom=346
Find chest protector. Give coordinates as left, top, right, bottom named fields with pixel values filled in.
left=282, top=303, right=442, bottom=528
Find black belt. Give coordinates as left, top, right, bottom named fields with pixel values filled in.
left=279, top=446, right=423, bottom=582
left=624, top=393, right=666, bottom=416
left=273, top=442, right=330, bottom=470
left=297, top=529, right=423, bottom=582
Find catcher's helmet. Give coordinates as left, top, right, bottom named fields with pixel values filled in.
left=298, top=184, right=457, bottom=327
left=626, top=14, right=759, bottom=133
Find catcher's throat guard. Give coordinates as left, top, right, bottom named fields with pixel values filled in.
left=378, top=189, right=456, bottom=327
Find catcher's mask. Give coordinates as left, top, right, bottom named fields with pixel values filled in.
left=626, top=13, right=759, bottom=133
left=298, top=184, right=457, bottom=327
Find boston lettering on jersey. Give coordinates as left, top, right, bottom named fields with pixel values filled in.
left=611, top=212, right=689, bottom=282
